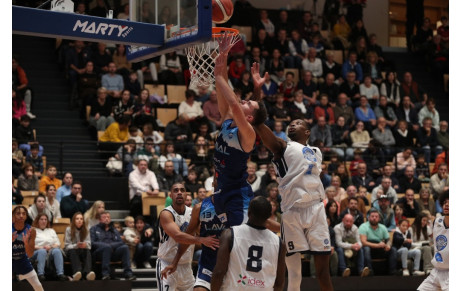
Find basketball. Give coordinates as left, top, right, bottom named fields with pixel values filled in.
left=212, top=0, right=233, bottom=24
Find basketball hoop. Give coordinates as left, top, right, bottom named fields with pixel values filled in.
left=185, top=27, right=241, bottom=88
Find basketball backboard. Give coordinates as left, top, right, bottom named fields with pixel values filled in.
left=127, top=0, right=213, bottom=62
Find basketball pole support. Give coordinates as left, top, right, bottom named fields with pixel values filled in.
left=12, top=5, right=165, bottom=47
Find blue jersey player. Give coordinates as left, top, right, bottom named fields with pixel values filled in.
left=161, top=195, right=226, bottom=290
left=12, top=206, right=44, bottom=291
left=212, top=33, right=268, bottom=227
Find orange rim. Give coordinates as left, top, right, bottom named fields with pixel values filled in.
left=212, top=27, right=239, bottom=38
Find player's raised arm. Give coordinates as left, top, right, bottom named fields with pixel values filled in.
left=215, top=34, right=256, bottom=153
left=214, top=33, right=233, bottom=122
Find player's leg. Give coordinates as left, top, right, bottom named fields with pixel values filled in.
left=156, top=259, right=178, bottom=291
left=285, top=252, right=302, bottom=291
left=18, top=270, right=44, bottom=291
left=194, top=248, right=216, bottom=291
left=417, top=268, right=440, bottom=291
left=216, top=186, right=253, bottom=227
left=314, top=254, right=334, bottom=290
left=176, top=263, right=195, bottom=291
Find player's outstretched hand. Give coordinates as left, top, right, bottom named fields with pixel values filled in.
left=161, top=264, right=177, bottom=279
left=217, top=32, right=234, bottom=56
left=199, top=235, right=220, bottom=250
left=251, top=62, right=269, bottom=101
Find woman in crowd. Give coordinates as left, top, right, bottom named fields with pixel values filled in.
left=64, top=212, right=95, bottom=281
left=133, top=88, right=156, bottom=128
left=158, top=142, right=188, bottom=176
left=84, top=200, right=105, bottom=230
left=28, top=194, right=53, bottom=222
left=31, top=214, right=67, bottom=281
left=410, top=212, right=434, bottom=275
left=112, top=44, right=131, bottom=83
left=18, top=163, right=39, bottom=191
left=324, top=186, right=339, bottom=214
left=188, top=136, right=213, bottom=182
left=12, top=206, right=44, bottom=290
left=394, top=203, right=406, bottom=226
left=331, top=175, right=347, bottom=203
left=269, top=200, right=282, bottom=223
left=350, top=121, right=371, bottom=149
left=416, top=188, right=436, bottom=219
left=334, top=163, right=351, bottom=189
left=393, top=219, right=425, bottom=276
left=380, top=71, right=400, bottom=108
left=325, top=200, right=340, bottom=227
left=45, top=184, right=61, bottom=219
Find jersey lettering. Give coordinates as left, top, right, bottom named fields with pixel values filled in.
left=246, top=245, right=263, bottom=272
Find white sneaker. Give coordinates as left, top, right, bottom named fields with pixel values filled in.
left=26, top=112, right=36, bottom=119
left=403, top=269, right=410, bottom=276
left=86, top=271, right=95, bottom=281
left=73, top=271, right=82, bottom=281
left=360, top=267, right=370, bottom=277
left=131, top=262, right=137, bottom=269
left=143, top=261, right=152, bottom=268
left=342, top=268, right=351, bottom=277
left=413, top=270, right=425, bottom=276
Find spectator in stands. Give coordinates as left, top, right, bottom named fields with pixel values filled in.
left=252, top=28, right=273, bottom=59
left=412, top=17, right=433, bottom=53
left=134, top=138, right=156, bottom=164
left=323, top=51, right=342, bottom=82
left=334, top=93, right=355, bottom=127
left=302, top=48, right=323, bottom=82
left=128, top=159, right=159, bottom=217
left=266, top=49, right=285, bottom=86
left=396, top=96, right=419, bottom=132
left=133, top=88, right=158, bottom=129
left=56, top=172, right=73, bottom=203
left=12, top=88, right=26, bottom=129
left=418, top=98, right=440, bottom=131
left=13, top=180, right=23, bottom=205
left=320, top=164, right=332, bottom=188
left=319, top=73, right=340, bottom=105
left=350, top=121, right=370, bottom=150
left=332, top=14, right=351, bottom=50
left=101, top=62, right=124, bottom=100
left=270, top=93, right=291, bottom=127
left=374, top=95, right=397, bottom=128
left=15, top=115, right=44, bottom=157
left=371, top=193, right=396, bottom=231
left=159, top=52, right=184, bottom=85
left=396, top=189, right=420, bottom=218
left=91, top=42, right=112, bottom=76
left=400, top=72, right=427, bottom=111
left=410, top=212, right=434, bottom=274
left=156, top=160, right=184, bottom=193
left=372, top=117, right=395, bottom=157
left=326, top=200, right=340, bottom=227
left=310, top=116, right=333, bottom=149
left=437, top=121, right=448, bottom=150
left=64, top=212, right=95, bottom=281
left=90, top=211, right=136, bottom=280
left=279, top=71, right=297, bottom=98
left=392, top=120, right=416, bottom=152
left=12, top=55, right=35, bottom=118
left=165, top=112, right=194, bottom=151
left=261, top=74, right=278, bottom=99
left=26, top=144, right=43, bottom=178
left=414, top=154, right=430, bottom=182
left=188, top=136, right=213, bottom=181
left=380, top=71, right=400, bottom=108
left=398, top=166, right=421, bottom=194
left=393, top=219, right=425, bottom=276
left=158, top=141, right=188, bottom=174
left=362, top=139, right=386, bottom=178
left=202, top=90, right=221, bottom=132
left=432, top=147, right=448, bottom=175
left=178, top=89, right=206, bottom=132
left=331, top=116, right=353, bottom=160
left=84, top=200, right=105, bottom=230
left=437, top=16, right=449, bottom=43
left=416, top=117, right=443, bottom=163
left=340, top=71, right=361, bottom=107
left=335, top=163, right=352, bottom=189
left=427, top=34, right=449, bottom=81
left=236, top=70, right=255, bottom=100
left=359, top=208, right=397, bottom=276
left=376, top=165, right=400, bottom=192
left=350, top=36, right=368, bottom=65
left=339, top=197, right=365, bottom=227
left=289, top=90, right=314, bottom=125
left=393, top=203, right=406, bottom=226
left=348, top=19, right=368, bottom=46
left=45, top=184, right=61, bottom=219
left=352, top=162, right=375, bottom=192
left=60, top=181, right=88, bottom=219
left=429, top=163, right=448, bottom=200
left=417, top=187, right=436, bottom=218
left=334, top=213, right=369, bottom=277
left=18, top=163, right=39, bottom=191
left=113, top=89, right=134, bottom=121
left=112, top=44, right=131, bottom=84
left=228, top=56, right=246, bottom=87
left=78, top=61, right=100, bottom=116
left=275, top=10, right=293, bottom=35
left=132, top=216, right=154, bottom=269
left=359, top=75, right=379, bottom=108
left=272, top=121, right=288, bottom=141
left=354, top=96, right=376, bottom=133
left=342, top=51, right=363, bottom=83
left=130, top=65, right=147, bottom=95
left=99, top=115, right=131, bottom=146
left=331, top=175, right=347, bottom=203
left=314, top=94, right=335, bottom=125
left=288, top=29, right=308, bottom=69
left=31, top=213, right=68, bottom=281
left=245, top=161, right=261, bottom=193
left=362, top=51, right=383, bottom=86
left=28, top=194, right=53, bottom=222
left=357, top=186, right=370, bottom=206
left=12, top=138, right=23, bottom=178
left=39, top=165, right=61, bottom=194
left=297, top=10, right=313, bottom=40
left=87, top=87, right=115, bottom=131
left=296, top=70, right=318, bottom=105
left=371, top=177, right=397, bottom=205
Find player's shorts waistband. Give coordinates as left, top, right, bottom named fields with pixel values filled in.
left=290, top=199, right=323, bottom=210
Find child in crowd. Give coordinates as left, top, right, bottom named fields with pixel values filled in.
left=128, top=126, right=144, bottom=145
left=12, top=138, right=23, bottom=178
left=123, top=216, right=140, bottom=269
left=14, top=115, right=44, bottom=156
left=415, top=154, right=431, bottom=182
left=184, top=170, right=200, bottom=197
left=357, top=186, right=370, bottom=206
left=349, top=149, right=364, bottom=176
left=26, top=143, right=43, bottom=178
left=185, top=193, right=193, bottom=207
left=142, top=123, right=163, bottom=153
left=393, top=219, right=425, bottom=276
left=113, top=221, right=124, bottom=236
left=327, top=152, right=341, bottom=173
left=272, top=121, right=287, bottom=141
left=135, top=138, right=156, bottom=163
left=126, top=71, right=141, bottom=100
left=39, top=165, right=62, bottom=193
left=394, top=203, right=407, bottom=226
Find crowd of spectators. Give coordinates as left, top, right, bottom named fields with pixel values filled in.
left=13, top=0, right=449, bottom=281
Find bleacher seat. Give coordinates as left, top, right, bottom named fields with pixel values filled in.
left=166, top=85, right=187, bottom=104
left=21, top=190, right=39, bottom=206
left=53, top=217, right=70, bottom=234
left=142, top=191, right=167, bottom=216
left=325, top=49, right=344, bottom=64
left=145, top=84, right=165, bottom=97
left=156, top=108, right=178, bottom=127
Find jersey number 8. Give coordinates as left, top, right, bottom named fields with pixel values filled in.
left=246, top=245, right=263, bottom=272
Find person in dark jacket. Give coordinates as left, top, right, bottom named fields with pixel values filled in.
left=60, top=181, right=88, bottom=219
left=133, top=216, right=154, bottom=268
left=396, top=189, right=420, bottom=218
left=392, top=219, right=425, bottom=276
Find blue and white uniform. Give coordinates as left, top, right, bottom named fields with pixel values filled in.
left=213, top=119, right=253, bottom=227
left=272, top=141, right=331, bottom=255
left=195, top=197, right=226, bottom=290
left=418, top=216, right=449, bottom=291
left=12, top=223, right=34, bottom=275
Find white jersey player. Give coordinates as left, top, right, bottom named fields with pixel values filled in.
left=211, top=196, right=286, bottom=291
left=156, top=183, right=219, bottom=291
left=418, top=191, right=449, bottom=291
left=250, top=61, right=333, bottom=291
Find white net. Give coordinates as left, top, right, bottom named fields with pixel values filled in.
left=185, top=29, right=241, bottom=88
